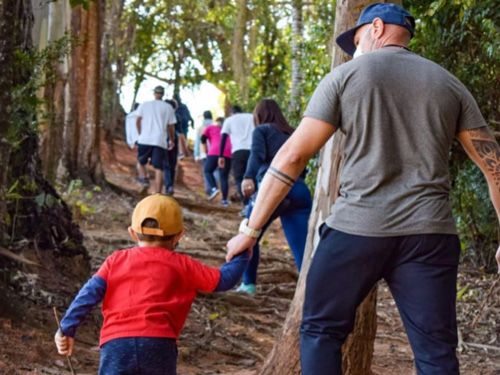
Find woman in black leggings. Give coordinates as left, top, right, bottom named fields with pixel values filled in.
left=201, top=118, right=232, bottom=206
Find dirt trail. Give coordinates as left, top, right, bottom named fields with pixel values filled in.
left=1, top=140, right=499, bottom=375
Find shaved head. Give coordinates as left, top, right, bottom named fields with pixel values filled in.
left=354, top=18, right=412, bottom=54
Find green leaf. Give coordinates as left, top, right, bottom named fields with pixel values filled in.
left=35, top=193, right=46, bottom=207
left=209, top=312, right=219, bottom=320
left=46, top=194, right=56, bottom=208
left=457, top=284, right=470, bottom=300
left=7, top=180, right=19, bottom=194
left=4, top=212, right=11, bottom=227
left=85, top=191, right=93, bottom=200
left=6, top=193, right=23, bottom=200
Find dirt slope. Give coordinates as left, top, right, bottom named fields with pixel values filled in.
left=0, top=140, right=499, bottom=375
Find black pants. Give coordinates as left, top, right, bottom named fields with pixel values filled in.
left=300, top=228, right=461, bottom=375
left=231, top=149, right=250, bottom=205
left=204, top=156, right=231, bottom=200
left=163, top=137, right=178, bottom=192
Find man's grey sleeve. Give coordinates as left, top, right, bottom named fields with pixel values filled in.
left=303, top=72, right=341, bottom=129
left=456, top=85, right=488, bottom=133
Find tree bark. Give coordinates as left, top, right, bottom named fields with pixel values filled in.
left=60, top=2, right=104, bottom=184
left=290, top=0, right=303, bottom=112
left=232, top=0, right=249, bottom=103
left=0, top=0, right=88, bottom=257
left=259, top=1, right=400, bottom=374
left=79, top=0, right=103, bottom=183
left=37, top=0, right=70, bottom=184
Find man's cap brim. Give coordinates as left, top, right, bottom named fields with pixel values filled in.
left=336, top=24, right=365, bottom=57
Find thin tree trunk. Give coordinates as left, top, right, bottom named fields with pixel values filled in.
left=290, top=0, right=303, bottom=112
left=79, top=0, right=103, bottom=183
left=259, top=1, right=399, bottom=374
left=232, top=0, right=248, bottom=103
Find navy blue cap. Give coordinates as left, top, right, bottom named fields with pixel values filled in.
left=336, top=3, right=415, bottom=56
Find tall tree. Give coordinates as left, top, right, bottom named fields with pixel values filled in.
left=35, top=0, right=72, bottom=184
left=232, top=0, right=249, bottom=103
left=290, top=0, right=303, bottom=112
left=0, top=0, right=87, bottom=258
left=60, top=1, right=104, bottom=183
left=259, top=1, right=400, bottom=374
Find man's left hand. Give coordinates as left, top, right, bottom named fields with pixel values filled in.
left=168, top=140, right=174, bottom=150
left=226, top=233, right=256, bottom=262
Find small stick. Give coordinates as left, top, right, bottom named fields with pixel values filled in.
left=53, top=307, right=77, bottom=375
left=471, top=276, right=500, bottom=329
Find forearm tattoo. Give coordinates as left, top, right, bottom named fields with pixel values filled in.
left=267, top=166, right=296, bottom=188
left=469, top=127, right=500, bottom=187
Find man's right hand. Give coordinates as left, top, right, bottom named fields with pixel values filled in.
left=54, top=330, right=74, bottom=356
left=218, top=157, right=225, bottom=169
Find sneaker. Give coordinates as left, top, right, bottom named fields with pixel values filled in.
left=166, top=187, right=174, bottom=196
left=135, top=177, right=149, bottom=184
left=238, top=205, right=248, bottom=217
left=207, top=188, right=220, bottom=201
left=221, top=200, right=229, bottom=207
left=236, top=283, right=256, bottom=295
left=178, top=153, right=185, bottom=160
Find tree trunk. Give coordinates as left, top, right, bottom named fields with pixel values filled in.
left=100, top=0, right=126, bottom=152
left=60, top=2, right=104, bottom=184
left=290, top=0, right=303, bottom=112
left=0, top=0, right=88, bottom=256
left=259, top=1, right=400, bottom=374
left=37, top=0, right=70, bottom=184
left=79, top=0, right=103, bottom=183
left=232, top=0, right=249, bottom=103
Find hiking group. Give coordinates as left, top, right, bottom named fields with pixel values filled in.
left=57, top=3, right=500, bottom=375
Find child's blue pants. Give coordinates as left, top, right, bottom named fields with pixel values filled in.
left=99, top=337, right=177, bottom=375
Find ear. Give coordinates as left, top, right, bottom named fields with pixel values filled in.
left=128, top=227, right=139, bottom=242
left=371, top=18, right=385, bottom=39
left=174, top=230, right=185, bottom=244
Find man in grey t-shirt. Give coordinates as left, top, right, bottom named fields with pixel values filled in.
left=225, top=3, right=500, bottom=375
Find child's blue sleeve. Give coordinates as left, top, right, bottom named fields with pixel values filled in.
left=60, top=276, right=107, bottom=338
left=214, top=250, right=250, bottom=292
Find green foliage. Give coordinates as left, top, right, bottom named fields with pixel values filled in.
left=126, top=0, right=337, bottom=114
left=405, top=0, right=500, bottom=271
left=8, top=34, right=78, bottom=142
left=58, top=180, right=101, bottom=220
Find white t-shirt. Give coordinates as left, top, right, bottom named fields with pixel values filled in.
left=221, top=113, right=254, bottom=152
left=125, top=110, right=139, bottom=148
left=137, top=100, right=177, bottom=149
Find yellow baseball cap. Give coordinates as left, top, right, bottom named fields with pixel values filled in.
left=131, top=194, right=184, bottom=236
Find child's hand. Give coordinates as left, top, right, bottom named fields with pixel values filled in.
left=54, top=330, right=75, bottom=356
left=226, top=233, right=256, bottom=262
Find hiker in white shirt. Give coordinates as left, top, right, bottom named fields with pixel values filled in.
left=125, top=103, right=140, bottom=149
left=218, top=105, right=254, bottom=214
left=136, top=86, right=176, bottom=194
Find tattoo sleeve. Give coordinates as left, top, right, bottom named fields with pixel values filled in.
left=469, top=127, right=500, bottom=187
left=267, top=166, right=296, bottom=188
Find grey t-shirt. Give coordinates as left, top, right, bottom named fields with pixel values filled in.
left=304, top=48, right=487, bottom=237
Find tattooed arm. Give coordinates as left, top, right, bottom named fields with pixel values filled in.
left=457, top=127, right=500, bottom=272
left=226, top=117, right=336, bottom=261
